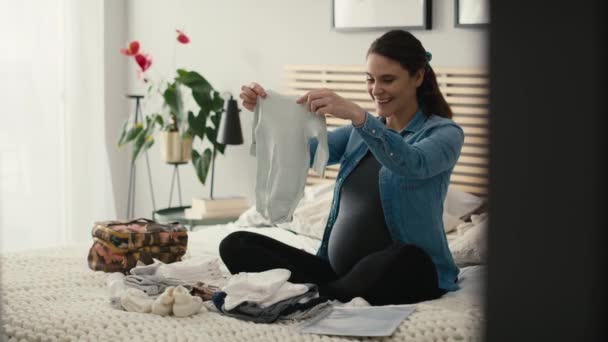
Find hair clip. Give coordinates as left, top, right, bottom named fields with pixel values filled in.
left=425, top=51, right=433, bottom=63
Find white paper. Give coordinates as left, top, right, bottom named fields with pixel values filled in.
left=300, top=305, right=416, bottom=337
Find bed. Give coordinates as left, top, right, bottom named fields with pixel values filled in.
left=1, top=65, right=489, bottom=341
left=1, top=223, right=485, bottom=341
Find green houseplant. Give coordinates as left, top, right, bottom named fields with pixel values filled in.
left=118, top=31, right=227, bottom=186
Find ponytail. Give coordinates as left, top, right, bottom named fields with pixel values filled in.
left=418, top=66, right=453, bottom=118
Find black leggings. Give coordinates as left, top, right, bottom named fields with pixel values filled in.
left=219, top=231, right=446, bottom=305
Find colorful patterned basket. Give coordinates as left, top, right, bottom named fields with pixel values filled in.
left=87, top=218, right=188, bottom=273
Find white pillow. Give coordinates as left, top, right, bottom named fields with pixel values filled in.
left=444, top=186, right=485, bottom=220
left=443, top=211, right=465, bottom=233
left=303, top=181, right=335, bottom=201
left=237, top=183, right=479, bottom=239
left=449, top=213, right=488, bottom=266
left=234, top=183, right=334, bottom=240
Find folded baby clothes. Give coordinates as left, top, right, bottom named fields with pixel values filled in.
left=129, top=260, right=162, bottom=276
left=222, top=268, right=292, bottom=310
left=129, top=257, right=228, bottom=288
left=212, top=284, right=326, bottom=323
left=258, top=280, right=310, bottom=308
left=279, top=296, right=333, bottom=321
left=251, top=89, right=329, bottom=224
left=124, top=274, right=190, bottom=296
left=157, top=256, right=226, bottom=286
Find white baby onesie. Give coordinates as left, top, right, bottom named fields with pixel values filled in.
left=250, top=89, right=329, bottom=224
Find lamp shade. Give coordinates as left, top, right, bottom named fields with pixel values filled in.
left=217, top=96, right=244, bottom=145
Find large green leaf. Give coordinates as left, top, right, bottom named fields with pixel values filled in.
left=130, top=132, right=146, bottom=163
left=210, top=111, right=222, bottom=129
left=176, top=69, right=212, bottom=93
left=192, top=90, right=213, bottom=112
left=117, top=119, right=129, bottom=146
left=163, top=82, right=180, bottom=117
left=119, top=125, right=144, bottom=147
left=188, top=110, right=206, bottom=140
left=152, top=113, right=164, bottom=127
left=192, top=148, right=213, bottom=185
left=211, top=91, right=225, bottom=112
left=205, top=126, right=217, bottom=144
left=216, top=142, right=226, bottom=155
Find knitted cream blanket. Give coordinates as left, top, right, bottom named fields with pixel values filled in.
left=1, top=243, right=483, bottom=341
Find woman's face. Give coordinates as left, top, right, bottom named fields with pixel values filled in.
left=366, top=53, right=424, bottom=118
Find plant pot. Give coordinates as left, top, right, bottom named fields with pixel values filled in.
left=160, top=131, right=193, bottom=163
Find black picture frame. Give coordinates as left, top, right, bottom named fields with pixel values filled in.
left=455, top=0, right=490, bottom=27
left=332, top=0, right=432, bottom=32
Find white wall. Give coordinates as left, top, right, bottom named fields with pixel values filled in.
left=104, top=0, right=130, bottom=221
left=118, top=0, right=488, bottom=218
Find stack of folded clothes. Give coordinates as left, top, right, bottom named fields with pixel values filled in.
left=106, top=257, right=225, bottom=317
left=211, top=268, right=331, bottom=323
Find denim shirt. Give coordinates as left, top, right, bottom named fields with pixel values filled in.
left=309, top=110, right=464, bottom=291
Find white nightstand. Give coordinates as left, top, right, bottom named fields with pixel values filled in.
left=153, top=206, right=242, bottom=231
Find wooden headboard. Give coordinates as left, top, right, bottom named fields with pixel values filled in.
left=284, top=65, right=489, bottom=196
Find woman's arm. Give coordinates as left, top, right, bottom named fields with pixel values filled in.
left=356, top=112, right=464, bottom=179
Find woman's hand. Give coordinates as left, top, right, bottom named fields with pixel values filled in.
left=296, top=89, right=366, bottom=125
left=239, top=82, right=267, bottom=111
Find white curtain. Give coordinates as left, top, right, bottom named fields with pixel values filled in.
left=0, top=0, right=116, bottom=253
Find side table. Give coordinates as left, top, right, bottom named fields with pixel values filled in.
left=153, top=206, right=240, bottom=231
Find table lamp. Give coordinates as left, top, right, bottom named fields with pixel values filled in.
left=209, top=95, right=243, bottom=199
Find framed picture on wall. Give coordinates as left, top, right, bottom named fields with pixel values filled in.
left=455, top=0, right=490, bottom=27
left=332, top=0, right=432, bottom=31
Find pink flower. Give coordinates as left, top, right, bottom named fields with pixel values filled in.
left=176, top=29, right=190, bottom=44
left=134, top=53, right=153, bottom=72
left=120, top=41, right=140, bottom=56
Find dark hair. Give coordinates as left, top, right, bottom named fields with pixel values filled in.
left=367, top=30, right=453, bottom=119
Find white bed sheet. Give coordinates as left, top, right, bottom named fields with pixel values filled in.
left=1, top=224, right=484, bottom=341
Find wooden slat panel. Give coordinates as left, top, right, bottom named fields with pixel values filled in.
left=439, top=86, right=489, bottom=95
left=288, top=66, right=487, bottom=74
left=450, top=183, right=488, bottom=195
left=445, top=96, right=489, bottom=105
left=286, top=72, right=364, bottom=82
left=286, top=64, right=490, bottom=195
left=285, top=65, right=365, bottom=73
left=450, top=174, right=489, bottom=185
left=464, top=136, right=489, bottom=145
left=451, top=106, right=489, bottom=116
left=354, top=101, right=376, bottom=111
left=326, top=117, right=351, bottom=127
left=462, top=126, right=489, bottom=136
left=453, top=164, right=488, bottom=175
left=434, top=67, right=489, bottom=75
left=436, top=76, right=489, bottom=85
left=284, top=90, right=371, bottom=101
left=458, top=155, right=489, bottom=165
left=453, top=116, right=488, bottom=125
left=288, top=81, right=365, bottom=91
left=286, top=65, right=489, bottom=75
left=461, top=145, right=488, bottom=155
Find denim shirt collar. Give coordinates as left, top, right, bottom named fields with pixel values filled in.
left=378, top=109, right=427, bottom=136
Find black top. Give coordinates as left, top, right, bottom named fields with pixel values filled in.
left=327, top=151, right=392, bottom=276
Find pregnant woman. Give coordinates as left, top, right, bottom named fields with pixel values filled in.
left=219, top=30, right=464, bottom=305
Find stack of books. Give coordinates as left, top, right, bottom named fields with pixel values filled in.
left=184, top=196, right=249, bottom=220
